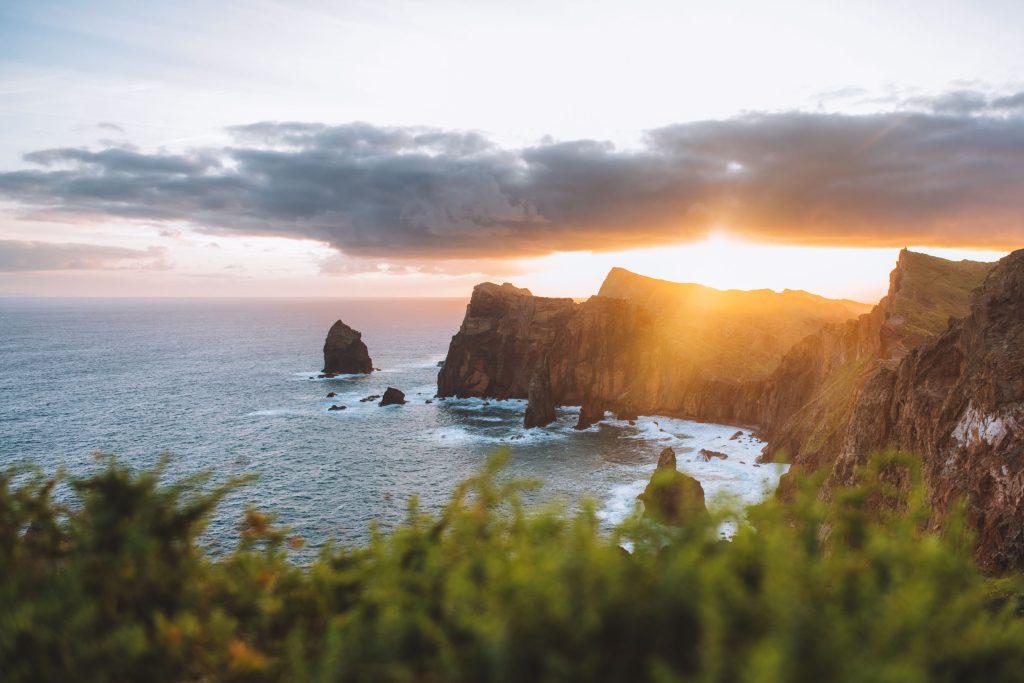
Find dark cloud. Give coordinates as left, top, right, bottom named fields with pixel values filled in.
left=0, top=240, right=168, bottom=271
left=1, top=107, right=1023, bottom=259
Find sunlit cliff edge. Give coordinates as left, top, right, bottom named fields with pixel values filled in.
left=437, top=249, right=1024, bottom=569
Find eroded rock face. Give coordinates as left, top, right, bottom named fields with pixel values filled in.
left=639, top=447, right=707, bottom=525
left=826, top=249, right=1024, bottom=571
left=323, top=320, right=373, bottom=375
left=524, top=356, right=556, bottom=428
left=754, top=250, right=991, bottom=481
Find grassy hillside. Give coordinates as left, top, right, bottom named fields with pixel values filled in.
left=598, top=267, right=872, bottom=380
left=3, top=452, right=1024, bottom=682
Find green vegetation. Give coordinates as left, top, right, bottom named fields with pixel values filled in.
left=888, top=250, right=992, bottom=345
left=2, top=452, right=1023, bottom=682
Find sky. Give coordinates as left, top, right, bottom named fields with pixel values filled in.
left=0, top=0, right=1021, bottom=300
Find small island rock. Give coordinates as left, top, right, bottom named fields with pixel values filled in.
left=379, top=387, right=407, bottom=406
left=322, top=320, right=373, bottom=375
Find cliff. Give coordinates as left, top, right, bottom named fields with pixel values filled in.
left=437, top=271, right=872, bottom=423
left=598, top=268, right=871, bottom=381
left=758, top=250, right=993, bottom=483
left=824, top=249, right=1024, bottom=571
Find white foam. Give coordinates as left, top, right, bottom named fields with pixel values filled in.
left=598, top=415, right=788, bottom=529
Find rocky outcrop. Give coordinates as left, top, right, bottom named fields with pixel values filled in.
left=323, top=320, right=373, bottom=375
left=436, top=274, right=865, bottom=423
left=524, top=356, right=556, bottom=428
left=755, top=250, right=992, bottom=482
left=378, top=387, right=406, bottom=406
left=639, top=447, right=707, bottom=525
left=574, top=397, right=605, bottom=430
left=699, top=449, right=728, bottom=461
left=824, top=249, right=1024, bottom=571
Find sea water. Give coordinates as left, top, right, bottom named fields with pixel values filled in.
left=0, top=298, right=787, bottom=560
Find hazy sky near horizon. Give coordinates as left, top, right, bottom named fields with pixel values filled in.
left=0, top=0, right=1022, bottom=299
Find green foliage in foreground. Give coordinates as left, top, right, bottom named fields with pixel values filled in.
left=1, top=452, right=1023, bottom=683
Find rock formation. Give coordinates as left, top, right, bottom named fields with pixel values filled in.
left=753, top=250, right=992, bottom=483
left=824, top=249, right=1024, bottom=571
left=638, top=447, right=707, bottom=525
left=437, top=250, right=1024, bottom=563
left=574, top=396, right=605, bottom=430
left=436, top=274, right=866, bottom=421
left=699, top=449, right=728, bottom=461
left=524, top=356, right=556, bottom=428
left=322, top=320, right=373, bottom=375
left=379, top=387, right=406, bottom=406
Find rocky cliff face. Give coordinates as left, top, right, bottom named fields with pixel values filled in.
left=825, top=249, right=1024, bottom=571
left=323, top=320, right=373, bottom=375
left=755, top=250, right=992, bottom=483
left=437, top=272, right=866, bottom=421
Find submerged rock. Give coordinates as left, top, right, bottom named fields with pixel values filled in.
left=323, top=320, right=373, bottom=375
left=524, top=356, right=556, bottom=428
left=359, top=395, right=380, bottom=403
left=699, top=449, right=729, bottom=461
left=328, top=404, right=346, bottom=411
left=326, top=392, right=337, bottom=398
left=638, top=447, right=708, bottom=526
left=379, top=387, right=407, bottom=406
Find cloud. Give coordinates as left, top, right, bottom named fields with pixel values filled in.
left=1, top=102, right=1023, bottom=259
left=0, top=240, right=169, bottom=271
left=97, top=122, right=125, bottom=133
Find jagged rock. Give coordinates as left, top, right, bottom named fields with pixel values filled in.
left=638, top=447, right=707, bottom=525
left=379, top=387, right=406, bottom=406
left=524, top=356, right=556, bottom=428
left=328, top=404, right=346, bottom=411
left=326, top=392, right=337, bottom=398
left=656, top=446, right=677, bottom=469
left=359, top=395, right=380, bottom=403
left=825, top=248, right=1024, bottom=571
left=730, top=430, right=743, bottom=440
left=575, top=396, right=605, bottom=430
left=323, top=320, right=373, bottom=375
left=425, top=399, right=433, bottom=404
left=699, top=449, right=728, bottom=461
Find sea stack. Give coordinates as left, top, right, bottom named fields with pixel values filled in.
left=322, top=320, right=373, bottom=375
left=524, top=356, right=556, bottom=428
left=639, top=447, right=708, bottom=526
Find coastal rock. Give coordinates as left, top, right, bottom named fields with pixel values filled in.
left=730, top=431, right=743, bottom=440
left=359, top=395, right=380, bottom=403
left=437, top=268, right=871, bottom=424
left=639, top=447, right=708, bottom=525
left=698, top=449, right=728, bottom=461
left=378, top=387, right=407, bottom=406
left=326, top=392, right=336, bottom=398
left=574, top=396, right=605, bottom=430
left=323, top=320, right=373, bottom=375
left=328, top=404, right=346, bottom=411
left=524, top=356, right=556, bottom=428
left=825, top=248, right=1024, bottom=571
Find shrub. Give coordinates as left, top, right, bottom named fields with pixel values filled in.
left=1, top=451, right=1021, bottom=682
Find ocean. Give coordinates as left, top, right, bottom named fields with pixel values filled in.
left=0, top=298, right=787, bottom=559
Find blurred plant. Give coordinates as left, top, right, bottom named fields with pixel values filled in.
left=0, top=449, right=1021, bottom=682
